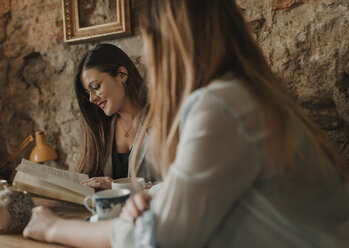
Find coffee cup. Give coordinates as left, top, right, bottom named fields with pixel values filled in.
left=83, top=188, right=130, bottom=221
left=111, top=177, right=145, bottom=196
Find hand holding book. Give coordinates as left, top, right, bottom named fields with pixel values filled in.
left=13, top=159, right=94, bottom=205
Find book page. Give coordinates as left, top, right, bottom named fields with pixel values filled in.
left=13, top=171, right=86, bottom=205
left=16, top=159, right=93, bottom=196
left=17, top=159, right=88, bottom=183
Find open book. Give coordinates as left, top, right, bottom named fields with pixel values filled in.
left=13, top=159, right=94, bottom=205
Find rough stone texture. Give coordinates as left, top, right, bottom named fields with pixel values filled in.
left=272, top=0, right=302, bottom=10
left=0, top=0, right=10, bottom=16
left=0, top=0, right=348, bottom=171
left=237, top=0, right=349, bottom=163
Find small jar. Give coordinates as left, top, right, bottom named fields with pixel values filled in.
left=0, top=185, right=34, bottom=233
left=0, top=180, right=7, bottom=190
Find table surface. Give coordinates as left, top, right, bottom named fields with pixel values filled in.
left=0, top=197, right=91, bottom=248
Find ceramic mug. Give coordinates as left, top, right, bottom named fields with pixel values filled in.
left=111, top=177, right=145, bottom=196
left=84, top=188, right=130, bottom=221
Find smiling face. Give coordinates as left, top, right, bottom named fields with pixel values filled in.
left=80, top=67, right=128, bottom=116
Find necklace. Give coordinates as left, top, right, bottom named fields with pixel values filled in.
left=118, top=118, right=133, bottom=137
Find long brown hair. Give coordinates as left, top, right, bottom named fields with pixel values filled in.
left=74, top=44, right=147, bottom=176
left=131, top=0, right=347, bottom=179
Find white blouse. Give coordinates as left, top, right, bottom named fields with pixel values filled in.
left=110, top=74, right=349, bottom=247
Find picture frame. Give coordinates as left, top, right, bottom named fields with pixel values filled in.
left=62, top=0, right=131, bottom=44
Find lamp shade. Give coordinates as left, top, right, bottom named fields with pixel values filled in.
left=29, top=131, right=58, bottom=163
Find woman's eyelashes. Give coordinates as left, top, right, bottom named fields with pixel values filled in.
left=91, top=83, right=101, bottom=91
left=85, top=82, right=102, bottom=97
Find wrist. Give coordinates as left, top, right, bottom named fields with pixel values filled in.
left=45, top=216, right=62, bottom=243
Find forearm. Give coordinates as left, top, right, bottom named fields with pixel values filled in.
left=49, top=219, right=112, bottom=248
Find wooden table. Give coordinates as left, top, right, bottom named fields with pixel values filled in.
left=0, top=197, right=91, bottom=248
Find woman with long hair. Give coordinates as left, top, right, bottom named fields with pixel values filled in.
left=23, top=1, right=349, bottom=247
left=74, top=43, right=160, bottom=189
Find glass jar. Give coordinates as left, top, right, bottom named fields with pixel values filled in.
left=0, top=182, right=34, bottom=233
left=0, top=180, right=7, bottom=190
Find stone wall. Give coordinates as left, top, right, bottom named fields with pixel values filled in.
left=0, top=0, right=348, bottom=171
left=237, top=0, right=349, bottom=163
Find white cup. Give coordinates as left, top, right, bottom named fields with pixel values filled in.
left=83, top=188, right=130, bottom=221
left=111, top=177, right=145, bottom=196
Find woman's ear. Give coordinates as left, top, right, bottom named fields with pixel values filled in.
left=118, top=66, right=128, bottom=83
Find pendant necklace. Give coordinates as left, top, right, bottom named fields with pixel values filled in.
left=118, top=118, right=133, bottom=137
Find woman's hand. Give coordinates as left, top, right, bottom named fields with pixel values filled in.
left=81, top=177, right=113, bottom=190
left=24, top=207, right=112, bottom=247
left=119, top=191, right=152, bottom=224
left=23, top=206, right=60, bottom=243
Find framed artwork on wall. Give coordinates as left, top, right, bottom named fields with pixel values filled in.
left=62, top=0, right=131, bottom=44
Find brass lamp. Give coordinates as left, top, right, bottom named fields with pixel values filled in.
left=0, top=131, right=58, bottom=177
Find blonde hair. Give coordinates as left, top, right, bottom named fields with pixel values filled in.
left=131, top=0, right=347, bottom=180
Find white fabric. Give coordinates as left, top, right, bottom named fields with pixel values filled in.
left=110, top=74, right=349, bottom=247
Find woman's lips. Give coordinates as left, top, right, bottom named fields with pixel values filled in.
left=98, top=100, right=107, bottom=109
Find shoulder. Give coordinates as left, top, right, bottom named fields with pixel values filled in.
left=181, top=74, right=258, bottom=126
left=180, top=74, right=266, bottom=142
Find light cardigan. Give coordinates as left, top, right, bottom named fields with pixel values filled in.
left=103, top=114, right=161, bottom=183
left=110, top=74, right=349, bottom=247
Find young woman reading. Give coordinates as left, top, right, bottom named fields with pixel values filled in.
left=74, top=44, right=161, bottom=189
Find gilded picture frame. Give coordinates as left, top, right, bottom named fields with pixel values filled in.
left=62, top=0, right=131, bottom=44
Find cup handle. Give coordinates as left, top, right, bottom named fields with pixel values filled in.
left=84, top=196, right=96, bottom=215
